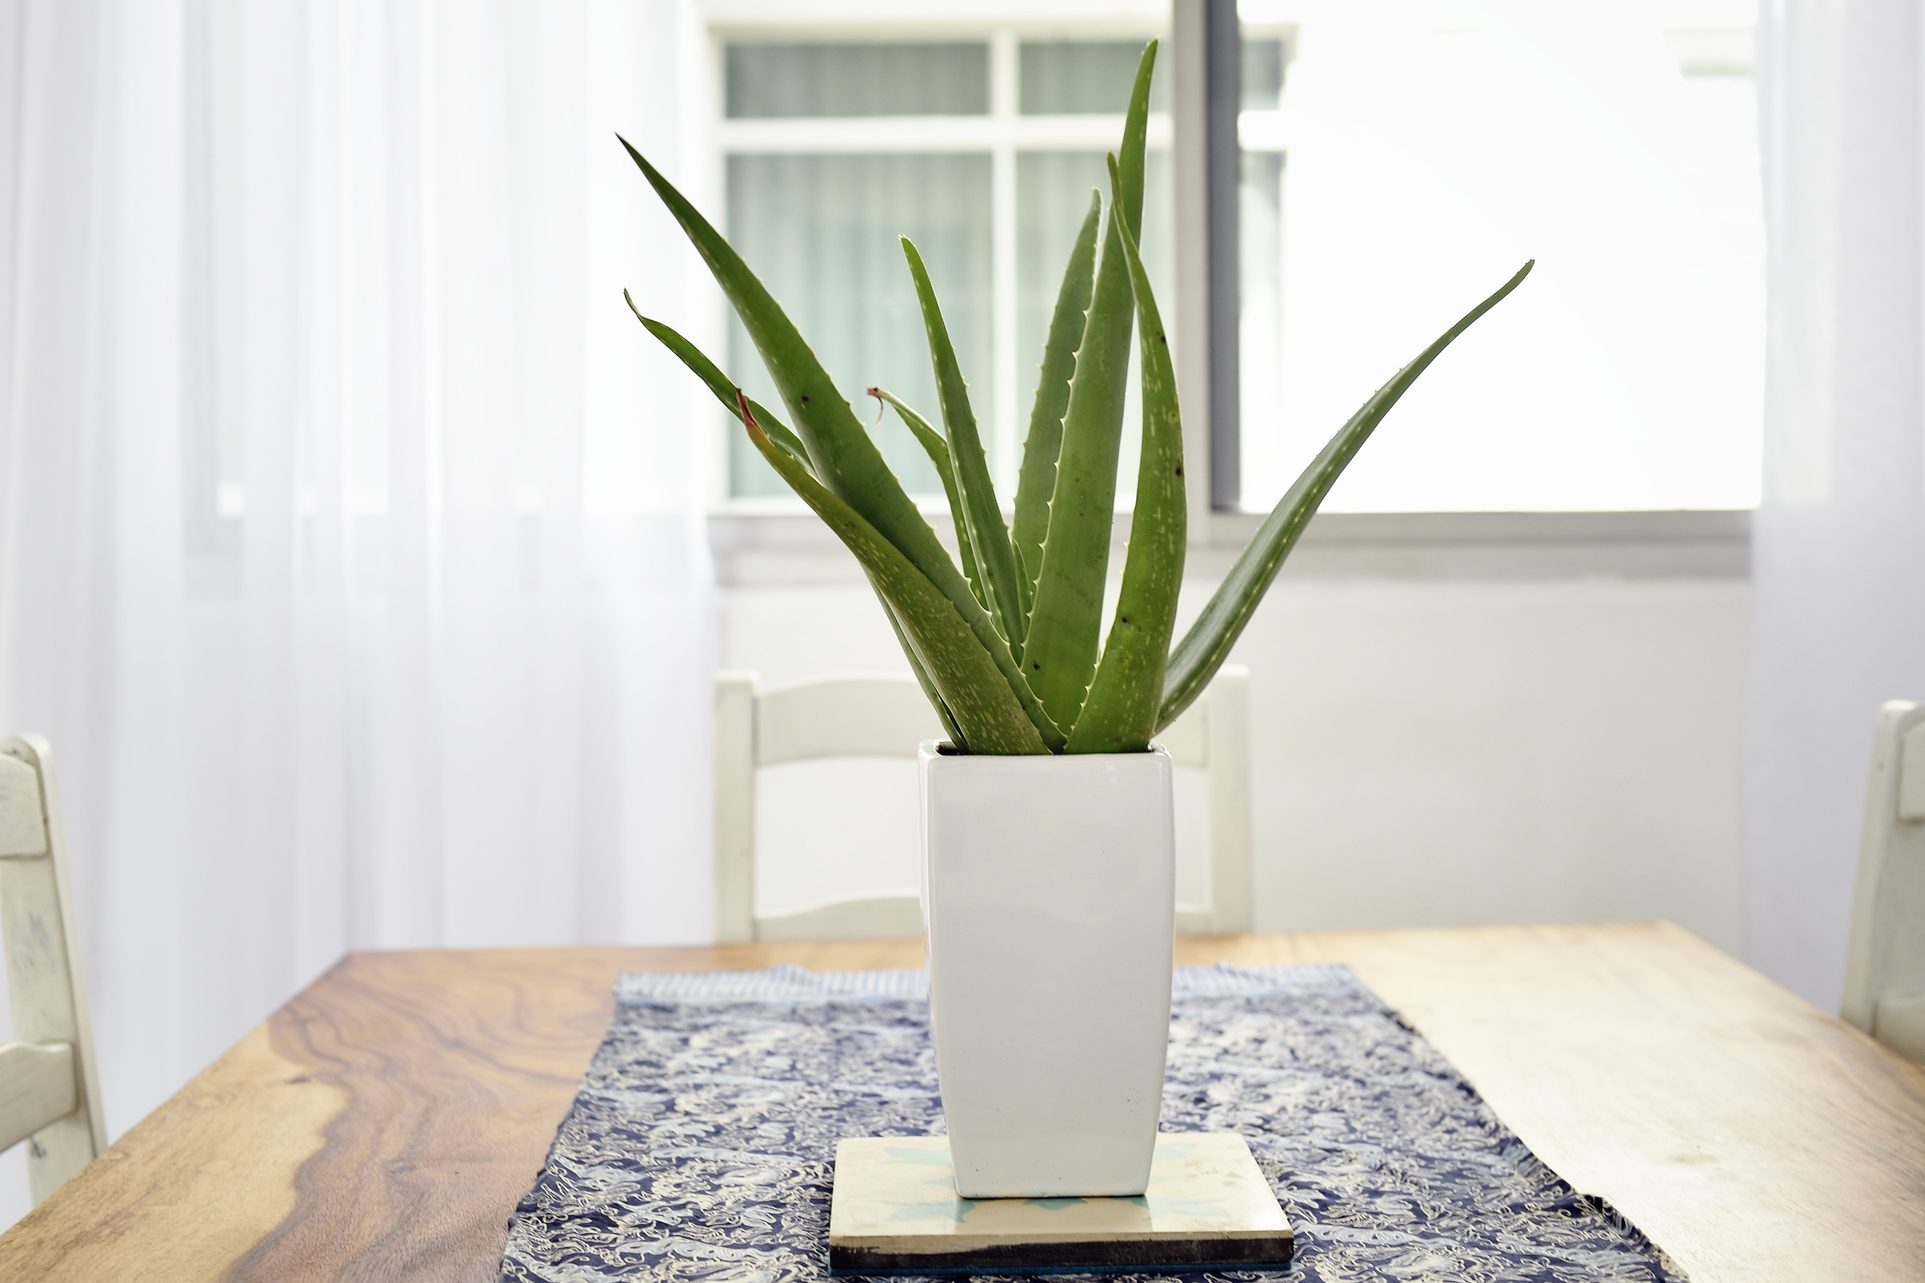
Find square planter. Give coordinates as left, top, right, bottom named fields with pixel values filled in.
left=919, top=741, right=1175, bottom=1198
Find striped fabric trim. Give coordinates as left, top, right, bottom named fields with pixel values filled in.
left=615, top=961, right=1358, bottom=1005
left=617, top=964, right=926, bottom=1003
left=1175, top=962, right=1357, bottom=995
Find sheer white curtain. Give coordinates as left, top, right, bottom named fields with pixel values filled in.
left=0, top=0, right=715, bottom=1216
left=1745, top=1, right=1925, bottom=1005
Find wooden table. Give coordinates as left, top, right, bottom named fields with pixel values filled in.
left=2, top=923, right=1922, bottom=1280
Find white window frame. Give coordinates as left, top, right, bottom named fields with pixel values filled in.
left=700, top=0, right=1756, bottom=582
left=706, top=9, right=1175, bottom=513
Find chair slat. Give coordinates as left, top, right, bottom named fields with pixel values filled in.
left=1842, top=702, right=1925, bottom=1065
left=0, top=1041, right=78, bottom=1153
left=714, top=675, right=757, bottom=944
left=1875, top=994, right=1925, bottom=1065
left=716, top=670, right=1253, bottom=942
left=0, top=754, right=48, bottom=859
left=1152, top=707, right=1208, bottom=766
left=1899, top=722, right=1925, bottom=822
left=754, top=895, right=926, bottom=942
left=755, top=676, right=941, bottom=766
left=1, top=735, right=106, bottom=1203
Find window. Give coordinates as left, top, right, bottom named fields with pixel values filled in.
left=712, top=2, right=1763, bottom=515
left=716, top=28, right=1175, bottom=504
left=1234, top=0, right=1762, bottom=512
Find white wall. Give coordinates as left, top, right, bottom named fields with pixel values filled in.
left=726, top=573, right=1749, bottom=952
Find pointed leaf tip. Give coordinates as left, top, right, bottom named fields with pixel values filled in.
left=872, top=387, right=983, bottom=597
left=626, top=114, right=1060, bottom=750
left=633, top=311, right=813, bottom=468
left=1021, top=43, right=1156, bottom=732
left=1157, top=259, right=1533, bottom=730
left=1068, top=149, right=1185, bottom=753
left=901, top=235, right=1027, bottom=653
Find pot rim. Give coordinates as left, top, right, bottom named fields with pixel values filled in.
left=919, top=739, right=1174, bottom=762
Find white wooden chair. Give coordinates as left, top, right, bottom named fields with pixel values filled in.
left=714, top=667, right=1253, bottom=942
left=0, top=736, right=105, bottom=1203
left=1842, top=701, right=1925, bottom=1064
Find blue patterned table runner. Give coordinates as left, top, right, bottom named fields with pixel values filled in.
left=500, top=964, right=1684, bottom=1281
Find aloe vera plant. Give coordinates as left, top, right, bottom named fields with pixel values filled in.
left=623, top=41, right=1531, bottom=755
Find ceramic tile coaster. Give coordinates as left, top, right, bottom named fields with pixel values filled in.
left=827, top=1133, right=1292, bottom=1276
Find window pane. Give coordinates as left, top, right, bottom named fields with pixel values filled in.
left=725, top=153, right=994, bottom=498
left=725, top=42, right=989, bottom=117
left=1017, top=150, right=1176, bottom=506
left=716, top=32, right=1176, bottom=504
left=1240, top=150, right=1285, bottom=495
left=1242, top=37, right=1285, bottom=109
left=1235, top=8, right=1764, bottom=512
left=1019, top=40, right=1173, bottom=114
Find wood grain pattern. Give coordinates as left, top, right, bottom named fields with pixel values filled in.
left=0, top=924, right=1920, bottom=1281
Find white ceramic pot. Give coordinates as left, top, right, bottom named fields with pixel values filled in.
left=918, top=741, right=1175, bottom=1199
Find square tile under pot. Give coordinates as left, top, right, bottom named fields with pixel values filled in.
left=828, top=1132, right=1293, bottom=1275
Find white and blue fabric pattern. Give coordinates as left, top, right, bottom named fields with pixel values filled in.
left=500, top=964, right=1685, bottom=1281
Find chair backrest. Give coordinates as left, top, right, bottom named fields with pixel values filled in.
left=0, top=735, right=105, bottom=1203
left=1841, top=701, right=1925, bottom=1062
left=714, top=668, right=1253, bottom=942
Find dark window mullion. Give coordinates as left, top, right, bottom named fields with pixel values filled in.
left=1200, top=0, right=1242, bottom=512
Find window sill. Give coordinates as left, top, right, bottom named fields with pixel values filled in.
left=708, top=507, right=1751, bottom=587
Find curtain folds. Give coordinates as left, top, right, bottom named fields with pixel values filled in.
left=1745, top=1, right=1925, bottom=1005
left=0, top=0, right=715, bottom=1209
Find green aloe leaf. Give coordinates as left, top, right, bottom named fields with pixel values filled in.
left=1067, top=156, right=1185, bottom=754
left=900, top=238, right=1026, bottom=651
left=626, top=298, right=810, bottom=467
left=627, top=309, right=964, bottom=744
left=1158, top=260, right=1536, bottom=730
left=624, top=135, right=1063, bottom=749
left=880, top=597, right=967, bottom=746
left=734, top=392, right=1048, bottom=755
left=1021, top=40, right=1156, bottom=732
left=1011, top=190, right=1102, bottom=618
left=870, top=388, right=982, bottom=600
left=620, top=144, right=972, bottom=602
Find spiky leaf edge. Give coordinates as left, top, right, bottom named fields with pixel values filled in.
left=1010, top=191, right=1103, bottom=619
left=1066, top=155, right=1186, bottom=753
left=629, top=300, right=810, bottom=467
left=630, top=309, right=968, bottom=740
left=1020, top=40, right=1157, bottom=733
left=734, top=391, right=1051, bottom=754
left=869, top=388, right=982, bottom=600
left=899, top=239, right=1025, bottom=649
left=623, top=136, right=1063, bottom=748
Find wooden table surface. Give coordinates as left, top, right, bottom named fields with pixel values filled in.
left=1, top=922, right=1922, bottom=1281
